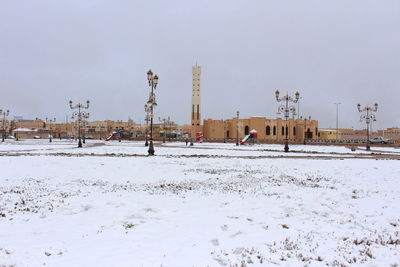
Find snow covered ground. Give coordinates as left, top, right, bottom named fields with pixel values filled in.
left=0, top=140, right=399, bottom=266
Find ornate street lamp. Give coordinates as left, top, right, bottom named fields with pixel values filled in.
left=69, top=100, right=90, bottom=148
left=45, top=117, right=56, bottom=143
left=146, top=69, right=158, bottom=155
left=357, top=103, right=378, bottom=151
left=275, top=90, right=300, bottom=152
left=236, top=111, right=239, bottom=146
left=144, top=104, right=151, bottom=146
left=0, top=109, right=10, bottom=142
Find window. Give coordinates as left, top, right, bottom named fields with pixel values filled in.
left=245, top=126, right=249, bottom=135
left=227, top=131, right=230, bottom=138
left=286, top=126, right=288, bottom=135
left=282, top=126, right=284, bottom=135
left=192, top=105, right=194, bottom=120
left=197, top=105, right=199, bottom=120
left=273, top=126, right=276, bottom=135
left=266, top=126, right=271, bottom=135
left=293, top=127, right=296, bottom=136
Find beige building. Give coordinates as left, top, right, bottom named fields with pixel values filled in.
left=318, top=128, right=357, bottom=141
left=203, top=116, right=318, bottom=141
left=189, top=64, right=318, bottom=142
left=191, top=65, right=203, bottom=137
left=376, top=127, right=400, bottom=141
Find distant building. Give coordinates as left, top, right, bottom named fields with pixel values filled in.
left=189, top=65, right=318, bottom=141
left=376, top=127, right=400, bottom=141
left=203, top=117, right=318, bottom=141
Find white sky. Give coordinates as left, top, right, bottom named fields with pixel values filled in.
left=0, top=0, right=399, bottom=129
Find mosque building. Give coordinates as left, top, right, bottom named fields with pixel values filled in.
left=190, top=65, right=319, bottom=142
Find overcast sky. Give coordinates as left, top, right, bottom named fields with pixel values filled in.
left=1, top=0, right=399, bottom=129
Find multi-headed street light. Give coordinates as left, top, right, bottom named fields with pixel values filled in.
left=45, top=117, right=56, bottom=143
left=69, top=100, right=90, bottom=148
left=357, top=103, right=378, bottom=151
left=275, top=90, right=300, bottom=152
left=0, top=109, right=10, bottom=142
left=146, top=69, right=158, bottom=155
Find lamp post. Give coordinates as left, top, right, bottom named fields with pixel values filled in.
left=0, top=109, right=9, bottom=142
left=357, top=103, right=378, bottom=151
left=334, top=102, right=341, bottom=142
left=275, top=90, right=300, bottom=152
left=144, top=104, right=151, bottom=146
left=69, top=100, right=90, bottom=148
left=45, top=117, right=56, bottom=143
left=236, top=111, right=239, bottom=146
left=146, top=69, right=158, bottom=156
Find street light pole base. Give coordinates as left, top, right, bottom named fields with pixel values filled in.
left=78, top=139, right=82, bottom=148
left=145, top=140, right=149, bottom=146
left=148, top=141, right=155, bottom=155
left=284, top=143, right=289, bottom=153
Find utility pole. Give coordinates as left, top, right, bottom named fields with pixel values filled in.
left=334, top=102, right=341, bottom=141
left=236, top=111, right=239, bottom=146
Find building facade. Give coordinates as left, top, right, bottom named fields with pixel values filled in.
left=203, top=117, right=319, bottom=141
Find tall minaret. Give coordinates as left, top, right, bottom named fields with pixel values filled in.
left=191, top=65, right=202, bottom=137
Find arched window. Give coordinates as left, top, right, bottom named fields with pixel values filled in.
left=293, top=127, right=296, bottom=136
left=227, top=131, right=230, bottom=138
left=244, top=126, right=249, bottom=135
left=266, top=126, right=271, bottom=135
left=282, top=126, right=284, bottom=135
left=273, top=126, right=276, bottom=135
left=316, top=127, right=318, bottom=135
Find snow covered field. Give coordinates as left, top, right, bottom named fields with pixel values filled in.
left=1, top=140, right=399, bottom=266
